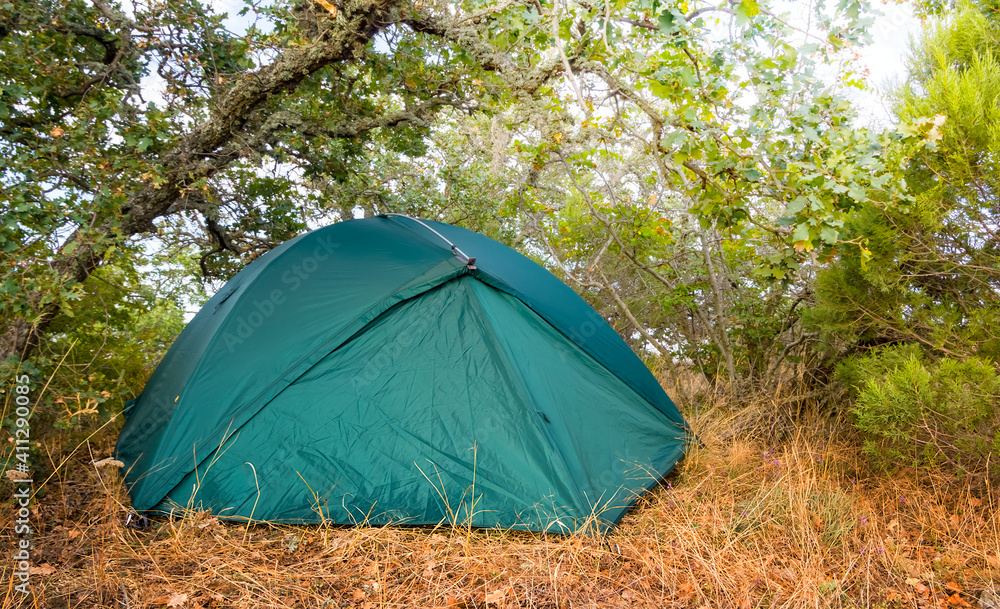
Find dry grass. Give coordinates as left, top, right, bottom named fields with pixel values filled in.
left=3, top=409, right=999, bottom=609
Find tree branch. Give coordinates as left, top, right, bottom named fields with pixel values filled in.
left=2, top=0, right=408, bottom=362
left=403, top=11, right=564, bottom=95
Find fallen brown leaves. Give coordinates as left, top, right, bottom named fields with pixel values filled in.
left=3, top=415, right=999, bottom=609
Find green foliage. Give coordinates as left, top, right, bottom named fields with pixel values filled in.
left=725, top=0, right=1000, bottom=481
left=0, top=258, right=185, bottom=480
left=812, top=0, right=1000, bottom=450
left=808, top=488, right=856, bottom=547
left=6, top=260, right=186, bottom=429
left=809, top=1, right=1000, bottom=360
left=442, top=0, right=905, bottom=394
left=838, top=344, right=1000, bottom=483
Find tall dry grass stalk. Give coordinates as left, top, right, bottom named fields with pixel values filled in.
left=2, top=405, right=998, bottom=608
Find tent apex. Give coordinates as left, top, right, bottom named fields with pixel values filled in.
left=380, top=213, right=477, bottom=269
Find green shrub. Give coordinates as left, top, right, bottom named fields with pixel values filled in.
left=837, top=345, right=1000, bottom=484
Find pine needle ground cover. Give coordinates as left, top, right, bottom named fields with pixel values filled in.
left=3, top=411, right=998, bottom=608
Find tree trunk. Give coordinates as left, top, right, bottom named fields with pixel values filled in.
left=0, top=0, right=404, bottom=364
left=699, top=228, right=738, bottom=391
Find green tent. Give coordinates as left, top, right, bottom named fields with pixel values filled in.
left=116, top=215, right=688, bottom=533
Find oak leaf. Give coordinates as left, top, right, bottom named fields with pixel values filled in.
left=31, top=564, right=56, bottom=575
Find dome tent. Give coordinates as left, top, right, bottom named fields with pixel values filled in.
left=116, top=215, right=688, bottom=533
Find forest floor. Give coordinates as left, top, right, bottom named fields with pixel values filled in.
left=2, top=407, right=999, bottom=609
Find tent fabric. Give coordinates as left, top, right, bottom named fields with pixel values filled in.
left=116, top=216, right=689, bottom=533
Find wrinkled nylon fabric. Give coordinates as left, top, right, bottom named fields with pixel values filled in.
left=154, top=277, right=685, bottom=531
left=118, top=221, right=466, bottom=509
left=116, top=216, right=688, bottom=532
left=400, top=219, right=685, bottom=429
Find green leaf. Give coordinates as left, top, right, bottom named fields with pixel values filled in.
left=870, top=173, right=891, bottom=188
left=786, top=196, right=808, bottom=214
left=848, top=185, right=868, bottom=203
left=735, top=0, right=760, bottom=25
left=650, top=81, right=673, bottom=99
left=658, top=8, right=684, bottom=32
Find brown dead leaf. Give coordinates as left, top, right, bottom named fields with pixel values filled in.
left=422, top=559, right=438, bottom=577
left=196, top=517, right=219, bottom=529
left=485, top=588, right=508, bottom=604
left=30, top=563, right=56, bottom=576
left=945, top=581, right=963, bottom=593
left=313, top=0, right=337, bottom=17
left=350, top=589, right=366, bottom=600
left=91, top=457, right=124, bottom=468
left=950, top=514, right=961, bottom=529
left=904, top=577, right=925, bottom=594
left=152, top=594, right=188, bottom=607
left=50, top=126, right=65, bottom=138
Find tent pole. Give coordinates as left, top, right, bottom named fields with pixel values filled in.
left=379, top=213, right=476, bottom=268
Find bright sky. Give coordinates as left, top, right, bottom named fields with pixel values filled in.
left=850, top=2, right=924, bottom=126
